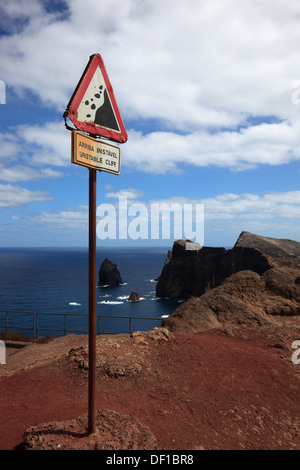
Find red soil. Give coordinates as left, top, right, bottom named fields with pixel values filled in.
left=0, top=327, right=299, bottom=450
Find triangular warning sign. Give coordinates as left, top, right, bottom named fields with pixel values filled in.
left=65, top=54, right=127, bottom=143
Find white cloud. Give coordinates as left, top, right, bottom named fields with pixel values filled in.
left=125, top=118, right=300, bottom=173
left=0, top=165, right=63, bottom=182
left=0, top=0, right=44, bottom=33
left=149, top=191, right=300, bottom=221
left=0, top=183, right=53, bottom=207
left=0, top=123, right=70, bottom=184
left=105, top=188, right=144, bottom=200
left=28, top=206, right=88, bottom=230
left=1, top=0, right=300, bottom=175
left=2, top=116, right=299, bottom=177
left=1, top=0, right=300, bottom=126
left=16, top=122, right=70, bottom=167
left=0, top=132, right=21, bottom=160
left=100, top=189, right=300, bottom=225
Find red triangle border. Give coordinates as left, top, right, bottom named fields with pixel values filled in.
left=66, top=54, right=127, bottom=144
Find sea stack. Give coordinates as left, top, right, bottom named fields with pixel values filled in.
left=98, top=258, right=123, bottom=286
left=128, top=292, right=140, bottom=301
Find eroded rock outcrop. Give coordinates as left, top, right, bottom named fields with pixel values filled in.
left=235, top=231, right=300, bottom=260
left=98, top=258, right=122, bottom=286
left=156, top=232, right=300, bottom=299
left=162, top=267, right=300, bottom=334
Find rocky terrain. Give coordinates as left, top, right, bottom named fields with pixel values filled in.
left=0, top=231, right=299, bottom=451
left=156, top=232, right=300, bottom=298
left=162, top=268, right=300, bottom=334
left=0, top=325, right=299, bottom=450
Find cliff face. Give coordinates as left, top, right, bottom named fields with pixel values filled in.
left=156, top=243, right=226, bottom=298
left=156, top=232, right=300, bottom=299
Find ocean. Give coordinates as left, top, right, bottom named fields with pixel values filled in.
left=0, top=247, right=182, bottom=339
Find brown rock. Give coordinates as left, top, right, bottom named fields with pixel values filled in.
left=131, top=327, right=174, bottom=342
left=235, top=231, right=300, bottom=260
left=128, top=292, right=140, bottom=301
left=162, top=267, right=300, bottom=334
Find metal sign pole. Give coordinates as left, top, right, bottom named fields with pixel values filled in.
left=64, top=53, right=127, bottom=436
left=88, top=168, right=97, bottom=434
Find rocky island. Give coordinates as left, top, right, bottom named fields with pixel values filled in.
left=98, top=258, right=123, bottom=286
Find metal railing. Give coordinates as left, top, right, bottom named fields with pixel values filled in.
left=0, top=310, right=163, bottom=340
left=0, top=310, right=35, bottom=339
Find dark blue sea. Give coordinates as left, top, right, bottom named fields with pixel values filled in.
left=0, top=247, right=183, bottom=339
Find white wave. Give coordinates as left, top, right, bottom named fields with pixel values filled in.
left=149, top=279, right=158, bottom=282
left=161, top=314, right=169, bottom=319
left=117, top=295, right=130, bottom=300
left=69, top=302, right=81, bottom=306
left=97, top=300, right=124, bottom=305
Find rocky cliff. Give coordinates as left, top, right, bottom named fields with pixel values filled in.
left=156, top=232, right=300, bottom=299
left=235, top=230, right=300, bottom=266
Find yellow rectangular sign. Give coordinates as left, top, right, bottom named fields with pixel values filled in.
left=71, top=130, right=120, bottom=174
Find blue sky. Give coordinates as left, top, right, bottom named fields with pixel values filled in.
left=0, top=0, right=300, bottom=248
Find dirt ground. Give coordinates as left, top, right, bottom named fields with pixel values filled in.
left=0, top=325, right=299, bottom=450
